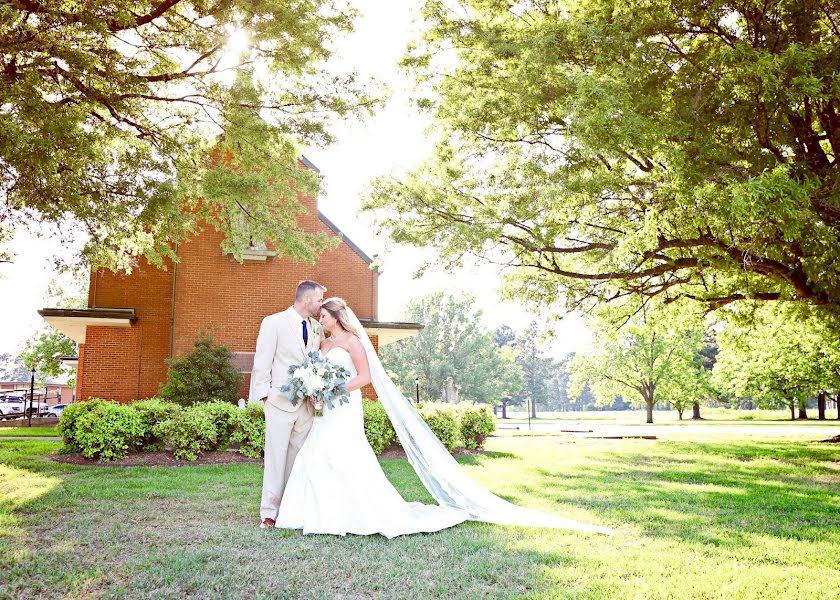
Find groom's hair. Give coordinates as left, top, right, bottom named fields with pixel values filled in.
left=296, top=280, right=326, bottom=301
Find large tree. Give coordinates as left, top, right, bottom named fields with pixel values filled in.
left=512, top=322, right=556, bottom=418
left=712, top=304, right=840, bottom=419
left=365, top=0, right=840, bottom=318
left=569, top=309, right=706, bottom=423
left=17, top=273, right=87, bottom=383
left=1, top=1, right=375, bottom=269
left=0, top=353, right=31, bottom=382
left=380, top=291, right=523, bottom=405
left=18, top=329, right=76, bottom=383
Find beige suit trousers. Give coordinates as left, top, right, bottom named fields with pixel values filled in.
left=260, top=399, right=314, bottom=521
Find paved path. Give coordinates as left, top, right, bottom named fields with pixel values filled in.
left=496, top=421, right=840, bottom=439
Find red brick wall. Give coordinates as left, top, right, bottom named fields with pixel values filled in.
left=77, top=258, right=175, bottom=402
left=362, top=335, right=379, bottom=400
left=77, top=190, right=379, bottom=403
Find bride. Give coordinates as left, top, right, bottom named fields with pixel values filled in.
left=275, top=297, right=612, bottom=537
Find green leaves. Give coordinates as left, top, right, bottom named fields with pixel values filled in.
left=159, top=332, right=242, bottom=407
left=569, top=305, right=708, bottom=422
left=379, top=291, right=523, bottom=404
left=19, top=328, right=77, bottom=381
left=712, top=303, right=840, bottom=409
left=366, top=0, right=840, bottom=317
left=1, top=1, right=378, bottom=269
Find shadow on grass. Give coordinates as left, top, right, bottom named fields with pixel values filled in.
left=455, top=450, right=519, bottom=465
left=523, top=440, right=840, bottom=546
left=1, top=441, right=580, bottom=599
left=3, top=438, right=840, bottom=598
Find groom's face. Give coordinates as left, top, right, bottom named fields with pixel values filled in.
left=304, top=290, right=324, bottom=318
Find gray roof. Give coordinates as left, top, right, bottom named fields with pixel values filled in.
left=318, top=211, right=375, bottom=265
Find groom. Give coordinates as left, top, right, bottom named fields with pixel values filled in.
left=250, top=280, right=325, bottom=528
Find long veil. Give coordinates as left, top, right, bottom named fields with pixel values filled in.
left=346, top=307, right=613, bottom=535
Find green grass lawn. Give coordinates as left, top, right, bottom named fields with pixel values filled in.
left=2, top=432, right=839, bottom=599
left=0, top=426, right=58, bottom=437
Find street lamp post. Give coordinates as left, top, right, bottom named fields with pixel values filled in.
left=27, top=367, right=36, bottom=427
left=526, top=396, right=532, bottom=431
left=414, top=377, right=420, bottom=404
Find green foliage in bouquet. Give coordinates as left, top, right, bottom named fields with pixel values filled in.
left=281, top=351, right=351, bottom=410
left=160, top=333, right=242, bottom=407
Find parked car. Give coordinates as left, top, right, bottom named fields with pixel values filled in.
left=0, top=396, right=26, bottom=419
left=47, top=404, right=68, bottom=418
left=28, top=400, right=51, bottom=416
left=1, top=397, right=50, bottom=416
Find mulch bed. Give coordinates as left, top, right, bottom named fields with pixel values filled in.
left=823, top=435, right=840, bottom=444
left=50, top=450, right=261, bottom=467
left=49, top=444, right=487, bottom=466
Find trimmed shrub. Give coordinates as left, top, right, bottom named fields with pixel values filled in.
left=159, top=333, right=242, bottom=407
left=73, top=401, right=145, bottom=461
left=363, top=400, right=395, bottom=455
left=154, top=406, right=217, bottom=460
left=457, top=403, right=496, bottom=449
left=131, top=398, right=181, bottom=451
left=197, top=401, right=241, bottom=449
left=418, top=402, right=459, bottom=451
left=57, top=399, right=109, bottom=452
left=233, top=401, right=265, bottom=459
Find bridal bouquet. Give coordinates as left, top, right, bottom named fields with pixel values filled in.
left=279, top=351, right=352, bottom=417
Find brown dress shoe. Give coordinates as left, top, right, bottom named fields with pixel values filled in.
left=259, top=518, right=276, bottom=529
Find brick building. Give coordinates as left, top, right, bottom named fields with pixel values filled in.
left=39, top=159, right=420, bottom=403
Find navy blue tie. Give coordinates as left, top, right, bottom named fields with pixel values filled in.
left=302, top=320, right=308, bottom=346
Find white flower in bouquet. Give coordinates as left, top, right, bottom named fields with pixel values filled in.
left=279, top=351, right=354, bottom=416
left=302, top=373, right=326, bottom=395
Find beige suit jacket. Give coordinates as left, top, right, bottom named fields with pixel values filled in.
left=249, top=306, right=323, bottom=412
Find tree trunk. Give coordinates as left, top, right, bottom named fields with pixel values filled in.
left=818, top=392, right=827, bottom=420
left=677, top=408, right=684, bottom=420
left=501, top=400, right=508, bottom=419
left=692, top=401, right=702, bottom=420
left=641, top=382, right=655, bottom=424
left=837, top=394, right=840, bottom=420
left=530, top=397, right=537, bottom=419
left=789, top=400, right=796, bottom=420
left=798, top=404, right=808, bottom=420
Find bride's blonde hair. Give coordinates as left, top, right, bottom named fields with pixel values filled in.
left=321, top=297, right=360, bottom=337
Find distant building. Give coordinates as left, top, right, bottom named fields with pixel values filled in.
left=0, top=378, right=74, bottom=404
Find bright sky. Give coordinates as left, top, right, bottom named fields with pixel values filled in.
left=0, top=1, right=591, bottom=360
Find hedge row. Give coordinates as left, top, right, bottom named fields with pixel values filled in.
left=58, top=398, right=264, bottom=462
left=58, top=398, right=496, bottom=462
left=363, top=400, right=496, bottom=454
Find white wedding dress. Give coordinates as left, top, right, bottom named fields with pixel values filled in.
left=276, top=306, right=612, bottom=537
left=275, top=346, right=468, bottom=538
